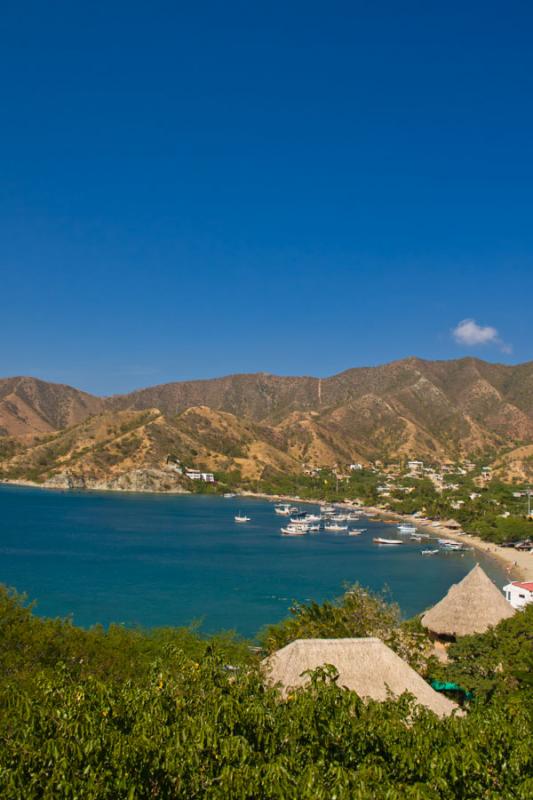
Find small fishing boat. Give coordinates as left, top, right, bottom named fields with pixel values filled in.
left=324, top=523, right=348, bottom=532
left=421, top=549, right=439, bottom=555
left=398, top=524, right=416, bottom=534
left=275, top=504, right=297, bottom=516
left=373, top=537, right=402, bottom=545
left=281, top=525, right=308, bottom=536
left=348, top=527, right=366, bottom=536
left=223, top=493, right=236, bottom=498
left=331, top=514, right=348, bottom=522
left=234, top=513, right=250, bottom=523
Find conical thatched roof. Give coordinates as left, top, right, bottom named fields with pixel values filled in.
left=262, top=637, right=459, bottom=717
left=421, top=564, right=515, bottom=638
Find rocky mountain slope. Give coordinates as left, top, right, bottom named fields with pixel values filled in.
left=0, top=406, right=301, bottom=489
left=0, top=377, right=103, bottom=437
left=2, top=357, right=533, bottom=484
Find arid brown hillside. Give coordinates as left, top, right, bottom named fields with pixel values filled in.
left=2, top=358, right=533, bottom=472
left=0, top=377, right=103, bottom=437
left=108, top=357, right=533, bottom=459
left=0, top=406, right=301, bottom=488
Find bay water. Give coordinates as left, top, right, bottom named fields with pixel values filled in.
left=0, top=485, right=508, bottom=637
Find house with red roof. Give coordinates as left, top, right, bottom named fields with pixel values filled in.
left=502, top=580, right=533, bottom=610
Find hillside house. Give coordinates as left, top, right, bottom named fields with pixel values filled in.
left=185, top=469, right=215, bottom=483
left=502, top=581, right=533, bottom=610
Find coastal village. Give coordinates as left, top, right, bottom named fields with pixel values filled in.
left=162, top=447, right=533, bottom=613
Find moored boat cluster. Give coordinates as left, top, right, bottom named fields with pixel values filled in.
left=233, top=500, right=477, bottom=557
left=274, top=503, right=366, bottom=536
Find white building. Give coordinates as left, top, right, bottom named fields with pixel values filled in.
left=186, top=469, right=202, bottom=480
left=185, top=470, right=215, bottom=483
left=502, top=581, right=533, bottom=610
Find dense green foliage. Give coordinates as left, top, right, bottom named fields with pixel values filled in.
left=0, top=586, right=532, bottom=798
left=429, top=604, right=533, bottom=706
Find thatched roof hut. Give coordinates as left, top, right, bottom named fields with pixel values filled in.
left=262, top=637, right=459, bottom=717
left=421, top=564, right=515, bottom=638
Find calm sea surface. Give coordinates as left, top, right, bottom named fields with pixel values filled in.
left=0, top=485, right=508, bottom=637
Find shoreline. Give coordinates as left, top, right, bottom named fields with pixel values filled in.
left=2, top=480, right=531, bottom=581
left=241, top=491, right=531, bottom=582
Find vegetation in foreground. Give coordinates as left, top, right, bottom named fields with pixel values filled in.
left=0, top=586, right=532, bottom=798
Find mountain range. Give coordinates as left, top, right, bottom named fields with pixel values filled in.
left=1, top=357, right=533, bottom=487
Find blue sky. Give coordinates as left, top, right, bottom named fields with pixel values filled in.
left=1, top=1, right=532, bottom=395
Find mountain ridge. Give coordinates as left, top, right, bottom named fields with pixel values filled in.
left=2, top=357, right=533, bottom=481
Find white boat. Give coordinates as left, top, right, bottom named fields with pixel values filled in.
left=290, top=512, right=316, bottom=523
left=397, top=524, right=416, bottom=534
left=346, top=513, right=362, bottom=521
left=320, top=505, right=335, bottom=514
left=234, top=513, right=250, bottom=523
left=281, top=525, right=308, bottom=536
left=223, top=493, right=236, bottom=498
left=348, top=527, right=366, bottom=536
left=331, top=514, right=348, bottom=522
left=373, top=537, right=402, bottom=545
left=421, top=549, right=439, bottom=555
left=324, top=523, right=348, bottom=532
left=274, top=504, right=295, bottom=516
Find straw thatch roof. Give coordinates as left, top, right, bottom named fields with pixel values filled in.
left=262, top=637, right=459, bottom=718
left=421, top=564, right=515, bottom=638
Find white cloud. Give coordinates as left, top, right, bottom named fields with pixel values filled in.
left=452, top=319, right=512, bottom=353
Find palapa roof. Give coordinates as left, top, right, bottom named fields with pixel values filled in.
left=262, top=637, right=459, bottom=718
left=421, top=564, right=515, bottom=638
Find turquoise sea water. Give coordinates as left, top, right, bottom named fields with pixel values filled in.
left=0, top=485, right=509, bottom=637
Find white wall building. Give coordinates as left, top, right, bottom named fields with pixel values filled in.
left=185, top=470, right=215, bottom=482
left=502, top=581, right=533, bottom=610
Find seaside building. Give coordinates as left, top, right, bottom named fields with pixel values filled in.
left=185, top=469, right=215, bottom=482
left=262, top=638, right=459, bottom=718
left=421, top=564, right=515, bottom=641
left=502, top=581, right=533, bottom=610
